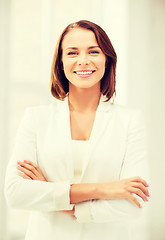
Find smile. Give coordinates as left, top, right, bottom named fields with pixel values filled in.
left=74, top=70, right=95, bottom=78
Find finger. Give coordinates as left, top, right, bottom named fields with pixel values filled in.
left=22, top=160, right=42, bottom=178
left=131, top=176, right=149, bottom=187
left=23, top=160, right=47, bottom=181
left=18, top=171, right=31, bottom=180
left=58, top=210, right=75, bottom=216
left=23, top=160, right=39, bottom=171
left=127, top=193, right=142, bottom=208
left=129, top=187, right=149, bottom=202
left=17, top=165, right=37, bottom=180
left=131, top=182, right=150, bottom=197
left=17, top=162, right=38, bottom=178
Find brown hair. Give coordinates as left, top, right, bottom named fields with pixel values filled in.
left=50, top=20, right=117, bottom=102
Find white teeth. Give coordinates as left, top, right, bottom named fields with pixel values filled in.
left=76, top=71, right=93, bottom=75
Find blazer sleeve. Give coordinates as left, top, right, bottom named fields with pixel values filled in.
left=74, top=110, right=150, bottom=223
left=4, top=108, right=74, bottom=211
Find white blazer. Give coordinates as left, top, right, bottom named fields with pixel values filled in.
left=4, top=95, right=149, bottom=240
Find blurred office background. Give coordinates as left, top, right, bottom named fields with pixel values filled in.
left=0, top=0, right=165, bottom=239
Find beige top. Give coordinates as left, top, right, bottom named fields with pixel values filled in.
left=72, top=140, right=89, bottom=183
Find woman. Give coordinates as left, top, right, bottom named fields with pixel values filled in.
left=5, top=20, right=149, bottom=240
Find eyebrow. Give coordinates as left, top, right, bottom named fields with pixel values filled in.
left=65, top=46, right=100, bottom=51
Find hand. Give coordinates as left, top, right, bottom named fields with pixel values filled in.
left=58, top=206, right=75, bottom=217
left=97, top=177, right=150, bottom=208
left=17, top=160, right=47, bottom=182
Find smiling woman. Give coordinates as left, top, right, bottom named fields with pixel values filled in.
left=4, top=20, right=149, bottom=240
left=50, top=20, right=117, bottom=101
left=62, top=28, right=106, bottom=91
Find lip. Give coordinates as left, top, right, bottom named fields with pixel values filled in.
left=73, top=70, right=95, bottom=78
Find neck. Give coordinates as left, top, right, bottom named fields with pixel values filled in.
left=68, top=83, right=101, bottom=113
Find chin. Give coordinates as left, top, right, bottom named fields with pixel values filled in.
left=74, top=80, right=100, bottom=88
left=77, top=84, right=97, bottom=89
left=69, top=78, right=101, bottom=90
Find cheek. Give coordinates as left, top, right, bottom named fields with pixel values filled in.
left=95, top=55, right=106, bottom=67
left=97, top=58, right=106, bottom=73
left=62, top=61, right=70, bottom=76
left=63, top=59, right=75, bottom=73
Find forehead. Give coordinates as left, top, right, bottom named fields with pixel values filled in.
left=62, top=28, right=98, bottom=49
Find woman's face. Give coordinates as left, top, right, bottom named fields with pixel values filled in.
left=61, top=28, right=106, bottom=90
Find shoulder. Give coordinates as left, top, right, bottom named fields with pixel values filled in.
left=23, top=99, right=65, bottom=122
left=101, top=95, right=141, bottom=118
left=112, top=103, right=140, bottom=115
left=103, top=101, right=145, bottom=129
left=110, top=103, right=145, bottom=130
left=106, top=101, right=141, bottom=117
left=25, top=104, right=53, bottom=115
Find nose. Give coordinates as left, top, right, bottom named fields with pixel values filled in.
left=77, top=53, right=89, bottom=66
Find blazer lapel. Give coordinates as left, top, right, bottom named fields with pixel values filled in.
left=53, top=97, right=74, bottom=183
left=80, top=95, right=114, bottom=182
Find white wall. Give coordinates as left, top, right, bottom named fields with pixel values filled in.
left=0, top=0, right=11, bottom=239
left=127, top=0, right=165, bottom=239
left=147, top=1, right=165, bottom=239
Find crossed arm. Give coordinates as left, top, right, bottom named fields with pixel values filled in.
left=17, top=160, right=150, bottom=216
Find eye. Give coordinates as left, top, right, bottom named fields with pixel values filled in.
left=89, top=50, right=100, bottom=54
left=67, top=52, right=78, bottom=56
